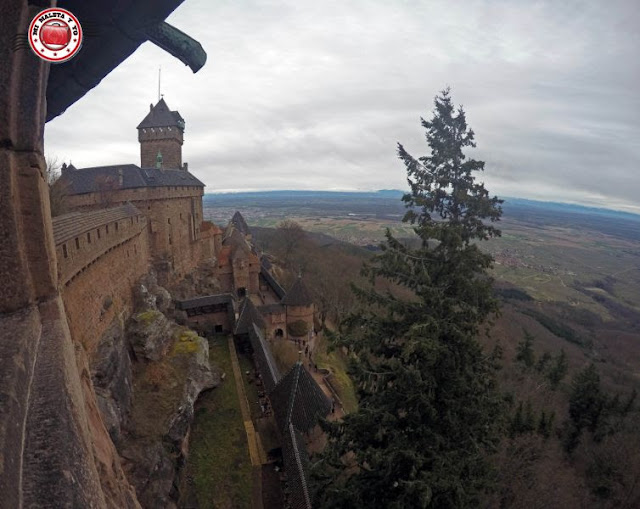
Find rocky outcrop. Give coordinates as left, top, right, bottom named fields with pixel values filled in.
left=168, top=260, right=221, bottom=300
left=128, top=310, right=173, bottom=362
left=88, top=271, right=221, bottom=508
left=120, top=327, right=219, bottom=508
left=92, top=318, right=133, bottom=445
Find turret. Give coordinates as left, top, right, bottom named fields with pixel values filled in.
left=137, top=98, right=185, bottom=169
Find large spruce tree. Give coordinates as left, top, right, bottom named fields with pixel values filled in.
left=312, top=89, right=504, bottom=508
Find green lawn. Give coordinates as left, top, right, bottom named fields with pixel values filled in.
left=180, top=337, right=253, bottom=509
left=314, top=333, right=358, bottom=414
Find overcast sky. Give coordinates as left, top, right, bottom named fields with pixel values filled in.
left=45, top=0, right=639, bottom=212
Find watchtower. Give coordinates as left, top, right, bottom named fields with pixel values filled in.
left=137, top=98, right=185, bottom=169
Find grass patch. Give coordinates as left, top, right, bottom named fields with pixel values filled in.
left=314, top=333, right=358, bottom=414
left=180, top=337, right=253, bottom=509
left=238, top=353, right=262, bottom=420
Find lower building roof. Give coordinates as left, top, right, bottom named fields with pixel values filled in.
left=175, top=293, right=235, bottom=310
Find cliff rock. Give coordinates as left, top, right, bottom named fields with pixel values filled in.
left=120, top=327, right=219, bottom=507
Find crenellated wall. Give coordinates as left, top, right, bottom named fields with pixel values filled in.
left=54, top=207, right=149, bottom=358
left=62, top=185, right=215, bottom=284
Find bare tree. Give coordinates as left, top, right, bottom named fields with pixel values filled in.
left=46, top=156, right=70, bottom=216
left=276, top=219, right=306, bottom=267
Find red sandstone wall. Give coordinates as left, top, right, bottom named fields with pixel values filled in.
left=59, top=219, right=149, bottom=358
left=286, top=304, right=315, bottom=336
left=186, top=311, right=232, bottom=334
left=64, top=186, right=210, bottom=285
left=138, top=127, right=183, bottom=169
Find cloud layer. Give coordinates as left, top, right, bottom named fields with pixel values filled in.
left=45, top=0, right=640, bottom=212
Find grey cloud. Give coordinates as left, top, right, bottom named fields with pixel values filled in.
left=45, top=0, right=640, bottom=211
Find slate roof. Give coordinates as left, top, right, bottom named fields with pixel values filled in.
left=281, top=277, right=313, bottom=307
left=231, top=211, right=251, bottom=236
left=137, top=98, right=185, bottom=129
left=270, top=362, right=331, bottom=434
left=61, top=165, right=204, bottom=195
left=234, top=298, right=265, bottom=335
left=281, top=422, right=312, bottom=509
left=260, top=255, right=273, bottom=270
left=175, top=293, right=234, bottom=311
left=260, top=265, right=286, bottom=300
left=249, top=323, right=281, bottom=394
left=52, top=203, right=141, bottom=245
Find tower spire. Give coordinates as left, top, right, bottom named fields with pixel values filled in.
left=158, top=65, right=161, bottom=102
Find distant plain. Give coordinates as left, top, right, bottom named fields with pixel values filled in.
left=204, top=190, right=640, bottom=386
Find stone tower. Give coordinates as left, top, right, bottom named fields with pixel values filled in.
left=137, top=98, right=185, bottom=169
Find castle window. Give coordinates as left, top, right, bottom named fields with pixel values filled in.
left=87, top=232, right=91, bottom=244
left=169, top=234, right=172, bottom=245
left=75, top=238, right=80, bottom=250
left=62, top=244, right=68, bottom=258
left=136, top=216, right=139, bottom=223
left=168, top=218, right=171, bottom=225
left=134, top=245, right=137, bottom=255
left=115, top=222, right=119, bottom=231
left=106, top=224, right=109, bottom=234
left=130, top=218, right=134, bottom=225
left=97, top=228, right=101, bottom=239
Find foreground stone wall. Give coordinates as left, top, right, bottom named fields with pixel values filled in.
left=0, top=2, right=139, bottom=506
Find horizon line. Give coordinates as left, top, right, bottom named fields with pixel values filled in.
left=204, top=189, right=640, bottom=217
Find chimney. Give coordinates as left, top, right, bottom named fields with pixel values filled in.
left=182, top=162, right=188, bottom=172
left=150, top=103, right=153, bottom=111
left=118, top=168, right=124, bottom=187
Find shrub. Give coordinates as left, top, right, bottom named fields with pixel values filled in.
left=287, top=320, right=309, bottom=337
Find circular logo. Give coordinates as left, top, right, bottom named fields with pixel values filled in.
left=28, top=8, right=82, bottom=63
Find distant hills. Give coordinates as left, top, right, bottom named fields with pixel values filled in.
left=205, top=190, right=639, bottom=221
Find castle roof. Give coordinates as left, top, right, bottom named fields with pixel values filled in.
left=234, top=298, right=265, bottom=335
left=281, top=422, right=312, bottom=509
left=175, top=293, right=234, bottom=311
left=137, top=98, right=185, bottom=130
left=281, top=277, right=313, bottom=307
left=270, top=361, right=331, bottom=433
left=230, top=211, right=251, bottom=236
left=61, top=164, right=204, bottom=195
left=260, top=265, right=286, bottom=300
left=52, top=203, right=141, bottom=245
left=222, top=228, right=255, bottom=262
left=249, top=323, right=281, bottom=394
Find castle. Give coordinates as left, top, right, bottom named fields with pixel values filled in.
left=54, top=99, right=316, bottom=355
left=50, top=100, right=325, bottom=508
